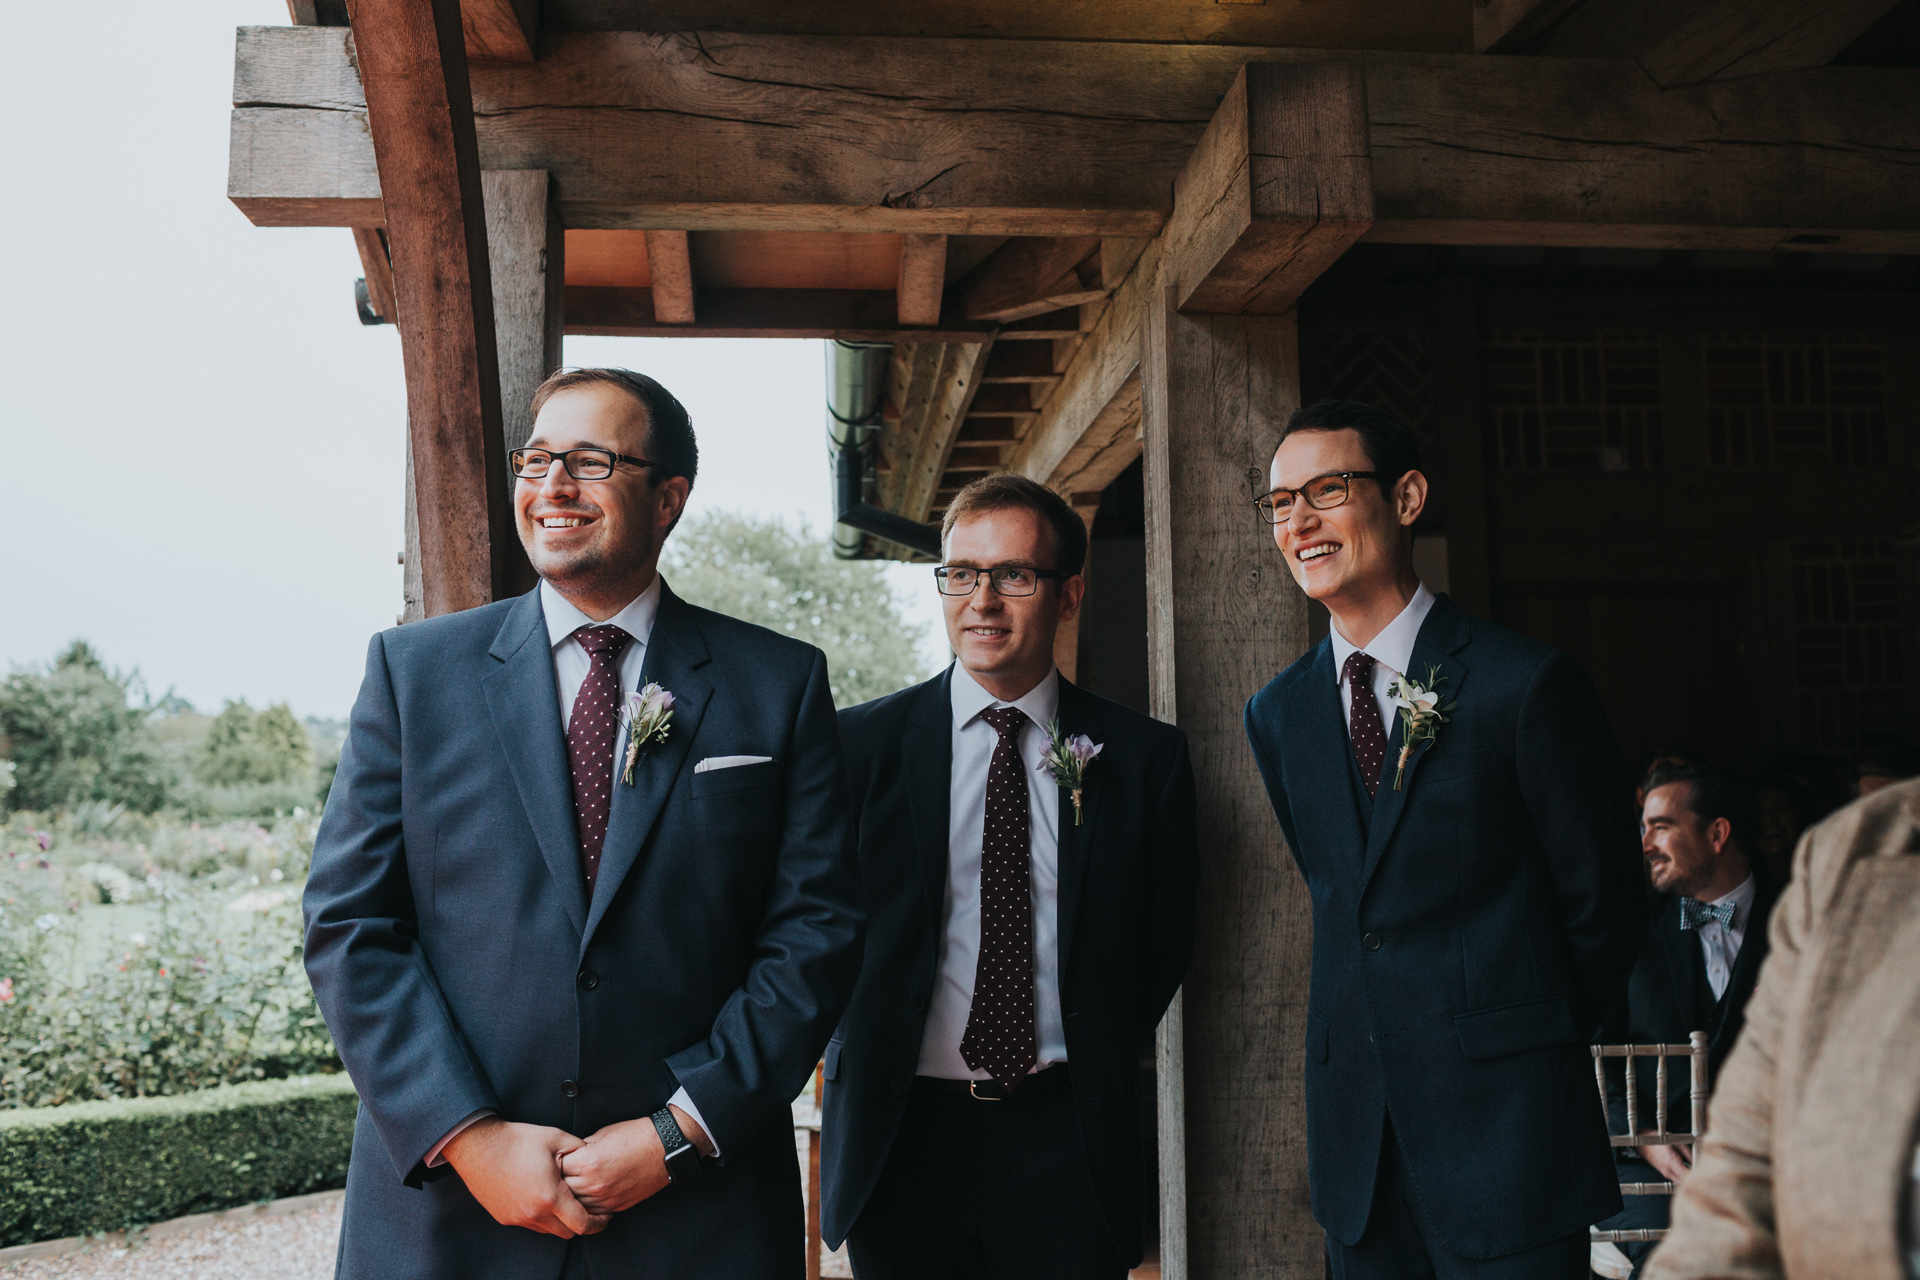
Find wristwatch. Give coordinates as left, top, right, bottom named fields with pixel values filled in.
left=651, top=1107, right=707, bottom=1185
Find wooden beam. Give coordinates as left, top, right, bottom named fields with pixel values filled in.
left=462, top=0, right=539, bottom=63
left=880, top=342, right=993, bottom=522
left=1162, top=62, right=1371, bottom=314
left=351, top=227, right=397, bottom=322
left=1472, top=0, right=1580, bottom=52
left=1141, top=293, right=1316, bottom=1280
left=896, top=233, right=948, bottom=328
left=348, top=0, right=512, bottom=617
left=483, top=167, right=563, bottom=450
left=564, top=286, right=995, bottom=343
left=1637, top=0, right=1903, bottom=86
left=234, top=28, right=1920, bottom=255
left=643, top=230, right=695, bottom=324
left=955, top=236, right=1105, bottom=323
left=1007, top=241, right=1161, bottom=488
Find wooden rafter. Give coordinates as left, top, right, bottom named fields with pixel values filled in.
left=232, top=27, right=1920, bottom=255
left=564, top=286, right=994, bottom=343
left=643, top=230, right=695, bottom=324
left=879, top=342, right=992, bottom=525
left=896, top=234, right=948, bottom=328
left=462, top=0, right=539, bottom=63
left=347, top=0, right=514, bottom=616
left=1636, top=0, right=1904, bottom=86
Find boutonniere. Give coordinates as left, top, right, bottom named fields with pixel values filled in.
left=618, top=683, right=676, bottom=785
left=1387, top=666, right=1455, bottom=791
left=1041, top=720, right=1103, bottom=826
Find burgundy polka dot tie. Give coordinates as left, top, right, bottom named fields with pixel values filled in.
left=1344, top=651, right=1387, bottom=799
left=567, top=625, right=632, bottom=890
left=961, top=706, right=1039, bottom=1090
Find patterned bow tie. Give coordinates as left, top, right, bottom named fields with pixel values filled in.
left=1678, top=897, right=1736, bottom=931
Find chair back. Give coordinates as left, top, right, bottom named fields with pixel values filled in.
left=1588, top=1030, right=1708, bottom=1245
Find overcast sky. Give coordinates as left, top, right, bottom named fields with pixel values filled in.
left=0, top=1, right=941, bottom=721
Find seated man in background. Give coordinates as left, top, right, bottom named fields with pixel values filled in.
left=1591, top=763, right=1777, bottom=1278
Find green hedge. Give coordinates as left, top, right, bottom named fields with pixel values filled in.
left=0, top=1074, right=358, bottom=1246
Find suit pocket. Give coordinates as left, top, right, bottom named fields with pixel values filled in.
left=690, top=758, right=779, bottom=799
left=1453, top=995, right=1580, bottom=1061
left=823, top=1038, right=843, bottom=1082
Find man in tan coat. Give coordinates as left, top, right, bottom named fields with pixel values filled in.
left=1647, top=775, right=1920, bottom=1280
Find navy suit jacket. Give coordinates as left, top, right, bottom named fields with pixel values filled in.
left=820, top=670, right=1198, bottom=1263
left=304, top=582, right=863, bottom=1279
left=1244, top=593, right=1644, bottom=1258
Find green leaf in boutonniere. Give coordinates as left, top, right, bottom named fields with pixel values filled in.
left=1041, top=720, right=1103, bottom=826
left=1387, top=665, right=1455, bottom=791
left=617, top=683, right=675, bottom=785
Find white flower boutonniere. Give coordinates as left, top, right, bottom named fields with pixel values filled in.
left=1041, top=720, right=1103, bottom=826
left=1387, top=665, right=1455, bottom=791
left=619, top=683, right=676, bottom=785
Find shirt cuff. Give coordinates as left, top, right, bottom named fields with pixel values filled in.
left=669, top=1087, right=721, bottom=1157
left=424, top=1109, right=495, bottom=1168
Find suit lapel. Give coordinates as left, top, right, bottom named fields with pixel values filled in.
left=482, top=588, right=589, bottom=934
left=1656, top=897, right=1706, bottom=1030
left=583, top=586, right=713, bottom=948
left=903, top=671, right=955, bottom=934
left=1053, top=679, right=1105, bottom=974
left=1358, top=598, right=1472, bottom=897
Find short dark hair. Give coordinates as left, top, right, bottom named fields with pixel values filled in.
left=530, top=367, right=699, bottom=487
left=1276, top=399, right=1422, bottom=492
left=1644, top=762, right=1754, bottom=848
left=941, top=474, right=1088, bottom=576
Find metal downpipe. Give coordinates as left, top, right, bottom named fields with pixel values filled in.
left=826, top=340, right=942, bottom=560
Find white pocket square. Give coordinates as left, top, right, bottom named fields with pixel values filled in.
left=694, top=755, right=773, bottom=774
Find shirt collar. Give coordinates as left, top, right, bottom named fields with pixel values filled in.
left=950, top=661, right=1060, bottom=733
left=1699, top=873, right=1757, bottom=932
left=1329, top=581, right=1437, bottom=685
left=541, top=576, right=662, bottom=651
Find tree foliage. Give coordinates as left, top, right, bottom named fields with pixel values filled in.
left=0, top=644, right=169, bottom=814
left=195, top=702, right=313, bottom=788
left=663, top=513, right=930, bottom=707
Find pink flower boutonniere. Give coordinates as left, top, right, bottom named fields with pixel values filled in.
left=1041, top=720, right=1103, bottom=826
left=619, top=683, right=676, bottom=785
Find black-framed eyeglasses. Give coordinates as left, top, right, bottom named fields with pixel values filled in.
left=1252, top=471, right=1381, bottom=525
left=934, top=564, right=1071, bottom=597
left=509, top=447, right=657, bottom=481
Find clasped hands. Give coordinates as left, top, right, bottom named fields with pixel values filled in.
left=443, top=1105, right=713, bottom=1239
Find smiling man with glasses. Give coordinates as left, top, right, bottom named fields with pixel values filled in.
left=822, top=474, right=1199, bottom=1280
left=305, top=366, right=863, bottom=1280
left=1242, top=399, right=1645, bottom=1280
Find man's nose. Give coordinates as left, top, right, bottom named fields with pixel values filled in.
left=534, top=463, right=581, bottom=503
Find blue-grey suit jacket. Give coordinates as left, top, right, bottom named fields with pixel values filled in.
left=1244, top=593, right=1644, bottom=1259
left=304, top=582, right=863, bottom=1279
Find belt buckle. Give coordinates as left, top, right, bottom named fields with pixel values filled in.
left=969, top=1080, right=1004, bottom=1102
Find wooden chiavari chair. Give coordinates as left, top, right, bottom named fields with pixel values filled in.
left=1589, top=1030, right=1709, bottom=1247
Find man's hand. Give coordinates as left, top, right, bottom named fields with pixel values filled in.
left=443, top=1117, right=610, bottom=1238
left=559, top=1105, right=714, bottom=1215
left=1637, top=1140, right=1693, bottom=1185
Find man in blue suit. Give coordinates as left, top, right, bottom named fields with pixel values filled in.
left=305, top=368, right=862, bottom=1278
left=1243, top=400, right=1645, bottom=1278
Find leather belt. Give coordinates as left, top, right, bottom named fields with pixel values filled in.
left=913, top=1064, right=1071, bottom=1103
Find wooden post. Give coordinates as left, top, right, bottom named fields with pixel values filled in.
left=482, top=169, right=562, bottom=599
left=350, top=0, right=513, bottom=616
left=1142, top=287, right=1317, bottom=1279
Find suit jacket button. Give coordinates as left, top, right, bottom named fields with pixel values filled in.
left=890, top=1078, right=910, bottom=1097
left=1362, top=932, right=1382, bottom=951
left=560, top=1079, right=581, bottom=1099
left=577, top=968, right=600, bottom=990
left=911, top=995, right=926, bottom=1012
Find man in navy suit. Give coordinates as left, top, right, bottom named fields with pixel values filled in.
left=822, top=475, right=1199, bottom=1278
left=1243, top=400, right=1645, bottom=1278
left=304, top=368, right=862, bottom=1278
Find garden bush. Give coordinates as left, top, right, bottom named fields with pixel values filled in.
left=0, top=1074, right=357, bottom=1246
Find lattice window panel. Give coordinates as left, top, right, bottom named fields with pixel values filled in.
left=1791, top=539, right=1905, bottom=750
left=1317, top=329, right=1434, bottom=441
left=1704, top=334, right=1887, bottom=468
left=1482, top=333, right=1664, bottom=470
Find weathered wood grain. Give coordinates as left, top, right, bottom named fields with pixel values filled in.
left=350, top=0, right=511, bottom=616
left=882, top=342, right=993, bottom=521
left=896, top=233, right=948, bottom=328
left=564, top=285, right=995, bottom=342
left=1636, top=0, right=1902, bottom=86
left=955, top=236, right=1106, bottom=323
left=463, top=0, right=539, bottom=62
left=1140, top=293, right=1316, bottom=1280
left=643, top=230, right=695, bottom=323
left=231, top=27, right=1920, bottom=253
left=351, top=227, right=397, bottom=321
left=1163, top=62, right=1372, bottom=314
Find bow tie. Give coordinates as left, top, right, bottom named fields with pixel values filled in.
left=1679, top=897, right=1736, bottom=931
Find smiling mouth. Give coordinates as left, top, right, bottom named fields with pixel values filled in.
left=965, top=626, right=1011, bottom=637
left=1298, top=543, right=1341, bottom=563
left=537, top=516, right=589, bottom=529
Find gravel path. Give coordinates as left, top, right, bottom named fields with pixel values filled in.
left=0, top=1200, right=342, bottom=1280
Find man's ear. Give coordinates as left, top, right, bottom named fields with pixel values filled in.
left=1058, top=574, right=1086, bottom=624
left=1708, top=816, right=1732, bottom=856
left=1394, top=469, right=1429, bottom=528
left=655, top=475, right=692, bottom=534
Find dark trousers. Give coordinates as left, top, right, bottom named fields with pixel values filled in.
left=1327, top=1118, right=1590, bottom=1280
left=1590, top=1154, right=1672, bottom=1278
left=846, top=1077, right=1128, bottom=1280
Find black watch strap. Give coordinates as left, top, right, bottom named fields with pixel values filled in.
left=652, top=1107, right=705, bottom=1184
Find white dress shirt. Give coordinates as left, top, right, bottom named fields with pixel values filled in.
left=917, top=663, right=1068, bottom=1079
left=428, top=575, right=717, bottom=1164
left=1329, top=582, right=1438, bottom=732
left=1693, top=873, right=1756, bottom=1002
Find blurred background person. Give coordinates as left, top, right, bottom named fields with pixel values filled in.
left=1855, top=747, right=1919, bottom=800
